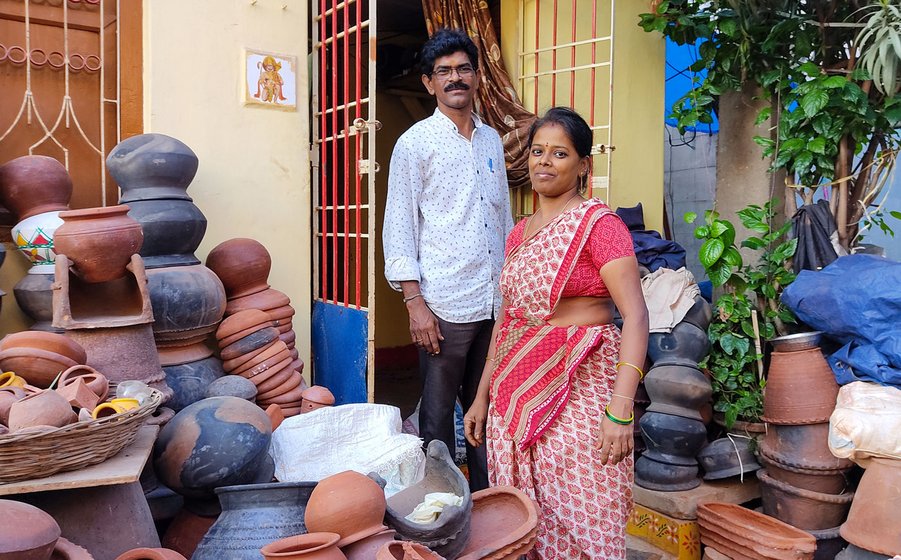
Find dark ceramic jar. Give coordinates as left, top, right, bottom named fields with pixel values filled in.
left=13, top=273, right=59, bottom=332
left=193, top=481, right=318, bottom=560
left=127, top=200, right=207, bottom=268
left=146, top=265, right=226, bottom=345
left=163, top=357, right=226, bottom=412
left=108, top=133, right=198, bottom=203
left=638, top=411, right=708, bottom=467
left=0, top=155, right=72, bottom=221
left=647, top=321, right=711, bottom=364
left=635, top=455, right=701, bottom=492
left=644, top=358, right=712, bottom=421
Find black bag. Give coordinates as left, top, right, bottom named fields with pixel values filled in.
left=791, top=199, right=840, bottom=273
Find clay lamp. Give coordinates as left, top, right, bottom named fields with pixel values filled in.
left=300, top=386, right=335, bottom=414
left=0, top=499, right=61, bottom=559
left=305, top=471, right=388, bottom=548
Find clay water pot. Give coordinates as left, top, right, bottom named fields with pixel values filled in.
left=0, top=347, right=78, bottom=388
left=205, top=375, right=257, bottom=401
left=163, top=357, right=226, bottom=412
left=0, top=331, right=87, bottom=364
left=260, top=532, right=346, bottom=560
left=634, top=455, right=701, bottom=492
left=0, top=155, right=72, bottom=221
left=840, top=457, right=901, bottom=556
left=54, top=205, right=144, bottom=283
left=206, top=239, right=272, bottom=299
left=220, top=327, right=281, bottom=361
left=697, top=437, right=761, bottom=480
left=217, top=309, right=274, bottom=344
left=146, top=265, right=226, bottom=342
left=647, top=321, right=710, bottom=363
left=0, top=499, right=61, bottom=560
left=758, top=448, right=851, bottom=494
left=0, top=386, right=26, bottom=425
left=126, top=200, right=206, bottom=268
left=758, top=468, right=854, bottom=531
left=225, top=288, right=291, bottom=316
left=193, top=481, right=318, bottom=560
left=58, top=365, right=109, bottom=400
left=301, top=386, right=335, bottom=413
left=109, top=133, right=198, bottom=203
left=638, top=411, right=707, bottom=467
left=644, top=358, right=712, bottom=421
left=339, top=528, right=395, bottom=560
left=305, top=471, right=387, bottom=547
left=115, top=548, right=187, bottom=560
left=456, top=486, right=539, bottom=560
left=7, top=389, right=76, bottom=431
left=759, top=423, right=853, bottom=472
left=762, top=348, right=839, bottom=424
left=376, top=542, right=444, bottom=560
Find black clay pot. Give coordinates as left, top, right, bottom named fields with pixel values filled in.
left=193, top=481, right=318, bottom=560
left=836, top=544, right=888, bottom=560
left=146, top=265, right=226, bottom=344
left=163, top=356, right=226, bottom=412
left=639, top=411, right=708, bottom=467
left=644, top=358, right=712, bottom=421
left=154, top=396, right=272, bottom=500
left=127, top=199, right=207, bottom=268
left=808, top=526, right=847, bottom=560
left=635, top=455, right=701, bottom=492
left=697, top=437, right=761, bottom=480
left=108, top=133, right=198, bottom=203
left=13, top=273, right=61, bottom=332
left=647, top=321, right=711, bottom=363
left=681, top=296, right=713, bottom=331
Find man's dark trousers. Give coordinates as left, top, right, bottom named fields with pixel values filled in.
left=418, top=315, right=494, bottom=492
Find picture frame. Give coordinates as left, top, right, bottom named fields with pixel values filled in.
left=243, top=48, right=298, bottom=110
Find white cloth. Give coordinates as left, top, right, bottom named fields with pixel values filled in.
left=829, top=381, right=901, bottom=466
left=640, top=267, right=701, bottom=333
left=270, top=404, right=425, bottom=496
left=404, top=492, right=464, bottom=524
left=383, top=108, right=514, bottom=323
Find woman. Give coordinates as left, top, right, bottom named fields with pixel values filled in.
left=464, top=107, right=649, bottom=559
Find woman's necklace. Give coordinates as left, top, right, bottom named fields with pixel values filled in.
left=524, top=192, right=584, bottom=241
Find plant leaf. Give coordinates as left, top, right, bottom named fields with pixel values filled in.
left=709, top=260, right=733, bottom=287
left=700, top=238, right=726, bottom=269
left=684, top=211, right=698, bottom=224
left=800, top=89, right=829, bottom=118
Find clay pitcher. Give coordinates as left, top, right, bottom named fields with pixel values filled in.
left=54, top=205, right=144, bottom=283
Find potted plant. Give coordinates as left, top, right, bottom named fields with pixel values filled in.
left=687, top=200, right=797, bottom=429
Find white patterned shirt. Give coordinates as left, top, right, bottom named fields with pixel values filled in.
left=383, top=108, right=514, bottom=323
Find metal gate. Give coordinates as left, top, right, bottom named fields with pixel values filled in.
left=310, top=0, right=377, bottom=404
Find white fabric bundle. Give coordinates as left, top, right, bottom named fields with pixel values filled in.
left=404, top=492, right=464, bottom=524
left=640, top=267, right=701, bottom=333
left=829, top=381, right=901, bottom=467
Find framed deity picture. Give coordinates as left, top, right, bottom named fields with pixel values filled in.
left=243, top=48, right=298, bottom=110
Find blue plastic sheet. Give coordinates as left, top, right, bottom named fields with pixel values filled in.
left=781, top=254, right=901, bottom=387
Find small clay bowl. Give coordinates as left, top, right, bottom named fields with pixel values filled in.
left=275, top=322, right=294, bottom=335
left=157, top=343, right=214, bottom=367
left=244, top=357, right=293, bottom=387
left=58, top=365, right=109, bottom=400
left=222, top=339, right=279, bottom=373
left=219, top=327, right=280, bottom=361
left=0, top=347, right=79, bottom=388
left=225, top=289, right=290, bottom=316
left=230, top=341, right=289, bottom=376
left=253, top=364, right=297, bottom=396
left=266, top=304, right=296, bottom=322
left=257, top=370, right=303, bottom=401
left=0, top=331, right=87, bottom=364
left=216, top=309, right=272, bottom=341
left=260, top=384, right=306, bottom=406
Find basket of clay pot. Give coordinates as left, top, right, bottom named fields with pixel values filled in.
left=0, top=388, right=161, bottom=482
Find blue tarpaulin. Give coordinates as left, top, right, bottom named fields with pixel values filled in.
left=781, top=254, right=901, bottom=387
left=665, top=38, right=719, bottom=134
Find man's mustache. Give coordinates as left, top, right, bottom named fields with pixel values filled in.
left=444, top=82, right=470, bottom=92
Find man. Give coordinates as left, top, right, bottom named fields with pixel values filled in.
left=383, top=28, right=513, bottom=491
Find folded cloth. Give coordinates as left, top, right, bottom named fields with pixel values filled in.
left=404, top=492, right=464, bottom=524
left=829, top=381, right=901, bottom=467
left=641, top=267, right=701, bottom=333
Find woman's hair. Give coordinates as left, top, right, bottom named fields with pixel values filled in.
left=420, top=29, right=480, bottom=77
left=527, top=107, right=593, bottom=192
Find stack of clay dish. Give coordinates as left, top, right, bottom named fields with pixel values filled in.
left=385, top=440, right=471, bottom=558
left=301, top=386, right=335, bottom=414
left=455, top=486, right=539, bottom=560
left=305, top=471, right=389, bottom=550
left=759, top=339, right=855, bottom=534
left=840, top=457, right=901, bottom=558
left=216, top=309, right=305, bottom=416
left=697, top=502, right=816, bottom=560
left=260, top=532, right=345, bottom=560
left=0, top=155, right=72, bottom=332
left=206, top=238, right=303, bottom=376
left=0, top=331, right=87, bottom=388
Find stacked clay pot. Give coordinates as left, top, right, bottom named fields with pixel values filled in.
left=758, top=344, right=855, bottom=539
left=636, top=296, right=713, bottom=491
left=0, top=331, right=87, bottom=388
left=840, top=457, right=901, bottom=557
left=108, top=134, right=228, bottom=412
left=0, top=155, right=72, bottom=332
left=216, top=310, right=306, bottom=416
left=206, top=239, right=303, bottom=375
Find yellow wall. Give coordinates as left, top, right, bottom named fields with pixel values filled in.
left=144, top=0, right=311, bottom=368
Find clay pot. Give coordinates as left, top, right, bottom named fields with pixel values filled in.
left=647, top=321, right=710, bottom=364
left=376, top=542, right=444, bottom=560
left=163, top=357, right=226, bottom=412
left=807, top=526, right=846, bottom=560
left=222, top=339, right=280, bottom=373
left=154, top=397, right=273, bottom=500
left=763, top=348, right=839, bottom=424
left=759, top=423, right=854, bottom=472
left=265, top=404, right=285, bottom=431
left=301, top=386, right=336, bottom=413
left=697, top=502, right=816, bottom=559
left=257, top=370, right=303, bottom=400
left=644, top=358, right=712, bottom=421
left=126, top=200, right=207, bottom=268
left=697, top=437, right=761, bottom=481
left=194, top=481, right=318, bottom=560
left=260, top=532, right=346, bottom=560
left=49, top=537, right=93, bottom=560
left=840, top=457, right=901, bottom=556
left=634, top=455, right=701, bottom=492
left=305, top=471, right=387, bottom=547
left=226, top=288, right=292, bottom=316
left=758, top=449, right=851, bottom=494
left=245, top=358, right=294, bottom=389
left=58, top=365, right=109, bottom=400
left=54, top=205, right=144, bottom=283
left=147, top=265, right=226, bottom=342
left=0, top=155, right=72, bottom=221
left=217, top=309, right=274, bottom=343
left=115, top=548, right=187, bottom=560
left=14, top=273, right=61, bottom=332
left=339, top=528, right=396, bottom=560
left=456, top=486, right=539, bottom=560
left=259, top=383, right=305, bottom=407
left=0, top=331, right=86, bottom=364
left=267, top=304, right=296, bottom=322
left=12, top=211, right=65, bottom=272
left=0, top=386, right=26, bottom=425
left=758, top=469, right=854, bottom=531
left=638, top=411, right=707, bottom=467
left=161, top=508, right=218, bottom=559
left=220, top=327, right=281, bottom=361
left=55, top=377, right=100, bottom=410
left=7, top=389, right=77, bottom=431
left=680, top=296, right=713, bottom=331
left=231, top=340, right=290, bottom=376
left=0, top=499, right=61, bottom=560
left=206, top=239, right=272, bottom=299
left=109, top=133, right=198, bottom=202
left=205, top=375, right=257, bottom=401
left=158, top=342, right=214, bottom=367
left=0, top=347, right=79, bottom=388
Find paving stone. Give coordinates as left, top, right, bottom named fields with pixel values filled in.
left=633, top=477, right=761, bottom=520
left=627, top=534, right=670, bottom=560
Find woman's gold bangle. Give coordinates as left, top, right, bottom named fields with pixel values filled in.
left=611, top=393, right=634, bottom=402
left=616, top=360, right=645, bottom=380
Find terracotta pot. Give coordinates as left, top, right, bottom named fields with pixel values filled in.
left=699, top=523, right=815, bottom=560
left=217, top=309, right=274, bottom=343
left=280, top=330, right=297, bottom=346
left=222, top=339, right=280, bottom=373
left=763, top=348, right=839, bottom=424
left=220, top=327, right=281, bottom=361
left=265, top=404, right=285, bottom=431
left=55, top=377, right=100, bottom=410
left=158, top=342, right=214, bottom=367
left=205, top=375, right=257, bottom=401
left=758, top=469, right=854, bottom=531
left=305, top=471, right=387, bottom=547
left=260, top=532, right=346, bottom=560
left=376, top=542, right=444, bottom=560
left=759, top=423, right=854, bottom=472
left=0, top=155, right=72, bottom=221
left=0, top=386, right=26, bottom=425
left=257, top=370, right=303, bottom=400
left=456, top=486, right=539, bottom=560
left=206, top=239, right=272, bottom=299
left=634, top=455, right=701, bottom=492
left=644, top=358, right=712, bottom=421
left=54, top=205, right=144, bottom=283
left=0, top=331, right=86, bottom=364
left=0, top=499, right=61, bottom=560
left=230, top=340, right=290, bottom=376
left=58, top=365, right=109, bottom=400
left=0, top=347, right=79, bottom=388
left=7, top=389, right=77, bottom=431
left=267, top=304, right=296, bottom=322
left=225, top=288, right=292, bottom=316
left=277, top=322, right=294, bottom=335
left=339, top=528, right=395, bottom=560
left=115, top=548, right=186, bottom=560
left=259, top=383, right=306, bottom=407
left=697, top=502, right=817, bottom=555
left=302, top=386, right=335, bottom=408
left=840, top=457, right=901, bottom=556
left=245, top=358, right=294, bottom=388
left=50, top=537, right=93, bottom=560
left=758, top=448, right=851, bottom=494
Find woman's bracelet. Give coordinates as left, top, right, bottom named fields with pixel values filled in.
left=610, top=393, right=634, bottom=402
left=615, top=360, right=645, bottom=380
left=486, top=354, right=497, bottom=363
left=403, top=293, right=424, bottom=304
left=604, top=405, right=634, bottom=425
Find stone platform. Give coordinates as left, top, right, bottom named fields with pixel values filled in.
left=633, top=477, right=761, bottom=520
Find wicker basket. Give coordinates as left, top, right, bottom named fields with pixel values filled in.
left=0, top=389, right=162, bottom=483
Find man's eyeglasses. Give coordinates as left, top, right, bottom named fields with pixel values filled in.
left=430, top=64, right=475, bottom=79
